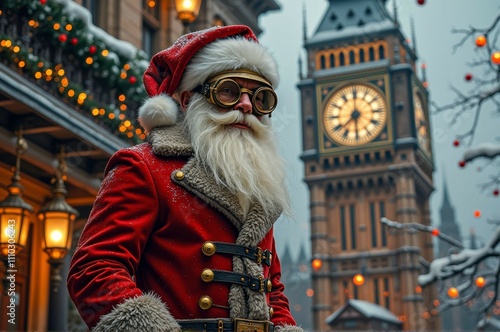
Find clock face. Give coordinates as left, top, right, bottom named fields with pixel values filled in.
left=413, top=92, right=431, bottom=155
left=323, top=84, right=387, bottom=146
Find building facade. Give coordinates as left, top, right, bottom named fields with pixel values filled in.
left=298, top=0, right=438, bottom=330
left=0, top=0, right=279, bottom=330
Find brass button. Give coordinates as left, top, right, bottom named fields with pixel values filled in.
left=199, top=295, right=213, bottom=310
left=269, top=307, right=274, bottom=317
left=202, top=241, right=216, bottom=256
left=201, top=268, right=214, bottom=282
left=266, top=279, right=272, bottom=292
left=174, top=170, right=185, bottom=180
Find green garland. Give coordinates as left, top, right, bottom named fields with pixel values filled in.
left=0, top=0, right=150, bottom=143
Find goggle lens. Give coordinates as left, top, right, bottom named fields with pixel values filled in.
left=197, top=78, right=278, bottom=116
left=216, top=80, right=241, bottom=104
left=253, top=89, right=276, bottom=114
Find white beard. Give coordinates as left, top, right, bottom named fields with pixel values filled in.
left=183, top=94, right=290, bottom=218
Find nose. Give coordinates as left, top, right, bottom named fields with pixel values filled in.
left=234, top=92, right=253, bottom=114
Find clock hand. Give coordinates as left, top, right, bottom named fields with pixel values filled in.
left=340, top=117, right=354, bottom=130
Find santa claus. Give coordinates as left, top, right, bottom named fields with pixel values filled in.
left=67, top=25, right=303, bottom=332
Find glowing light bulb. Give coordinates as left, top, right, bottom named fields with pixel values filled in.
left=353, top=274, right=365, bottom=286
left=311, top=259, right=322, bottom=271
left=50, top=230, right=62, bottom=242
left=447, top=287, right=459, bottom=298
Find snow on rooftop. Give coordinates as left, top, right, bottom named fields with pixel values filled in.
left=326, top=299, right=401, bottom=325
left=307, top=20, right=396, bottom=47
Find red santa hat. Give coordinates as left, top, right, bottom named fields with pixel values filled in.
left=138, top=25, right=279, bottom=132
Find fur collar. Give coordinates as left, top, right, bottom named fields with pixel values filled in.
left=148, top=122, right=282, bottom=237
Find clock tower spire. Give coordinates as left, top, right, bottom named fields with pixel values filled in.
left=298, top=0, right=437, bottom=330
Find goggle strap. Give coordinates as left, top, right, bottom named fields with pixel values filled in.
left=193, top=84, right=211, bottom=97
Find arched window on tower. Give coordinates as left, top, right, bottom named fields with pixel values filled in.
left=339, top=52, right=345, bottom=66
left=349, top=50, right=355, bottom=65
left=320, top=55, right=326, bottom=69
left=330, top=54, right=335, bottom=68
left=369, top=47, right=375, bottom=61
left=378, top=45, right=385, bottom=60
left=359, top=49, right=365, bottom=63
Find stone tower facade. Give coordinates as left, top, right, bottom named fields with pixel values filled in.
left=298, top=0, right=438, bottom=330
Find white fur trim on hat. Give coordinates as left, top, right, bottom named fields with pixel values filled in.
left=138, top=94, right=179, bottom=132
left=179, top=37, right=279, bottom=93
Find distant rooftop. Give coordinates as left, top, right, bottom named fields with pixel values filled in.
left=306, top=0, right=397, bottom=47
left=326, top=299, right=401, bottom=325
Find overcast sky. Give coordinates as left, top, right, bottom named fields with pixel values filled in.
left=258, top=0, right=500, bottom=260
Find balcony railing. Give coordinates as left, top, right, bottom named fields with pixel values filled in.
left=0, top=0, right=149, bottom=143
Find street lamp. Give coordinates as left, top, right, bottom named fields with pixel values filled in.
left=39, top=147, right=78, bottom=292
left=174, top=0, right=202, bottom=33
left=38, top=147, right=78, bottom=331
left=0, top=130, right=32, bottom=293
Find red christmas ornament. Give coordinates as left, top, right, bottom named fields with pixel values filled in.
left=453, top=139, right=460, bottom=147
left=458, top=160, right=466, bottom=168
left=417, top=0, right=425, bottom=5
left=475, top=35, right=487, bottom=47
left=493, top=189, right=499, bottom=197
left=70, top=37, right=78, bottom=46
left=40, top=0, right=47, bottom=4
left=58, top=34, right=68, bottom=43
left=129, top=76, right=137, bottom=84
left=465, top=73, right=472, bottom=81
left=89, top=45, right=97, bottom=54
left=431, top=228, right=440, bottom=237
left=492, top=52, right=500, bottom=65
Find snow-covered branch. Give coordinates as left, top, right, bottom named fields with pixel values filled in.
left=463, top=143, right=500, bottom=162
left=381, top=217, right=500, bottom=324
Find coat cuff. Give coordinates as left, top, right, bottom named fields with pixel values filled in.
left=92, top=292, right=180, bottom=332
left=275, top=325, right=305, bottom=332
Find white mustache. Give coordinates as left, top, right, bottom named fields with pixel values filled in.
left=207, top=110, right=268, bottom=132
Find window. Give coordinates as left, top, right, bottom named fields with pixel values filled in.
left=359, top=49, right=365, bottom=63
left=369, top=47, right=375, bottom=61
left=330, top=54, right=335, bottom=68
left=339, top=52, right=345, bottom=66
left=340, top=206, right=347, bottom=250
left=82, top=0, right=101, bottom=24
left=350, top=204, right=356, bottom=249
left=380, top=201, right=387, bottom=247
left=342, top=280, right=349, bottom=301
left=349, top=50, right=355, bottom=64
left=378, top=45, right=385, bottom=59
left=320, top=55, right=326, bottom=69
left=142, top=24, right=156, bottom=58
left=142, top=0, right=160, bottom=58
left=374, top=278, right=380, bottom=304
left=383, top=278, right=390, bottom=309
left=370, top=202, right=377, bottom=247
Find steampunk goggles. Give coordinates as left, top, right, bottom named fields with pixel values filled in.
left=194, top=69, right=278, bottom=116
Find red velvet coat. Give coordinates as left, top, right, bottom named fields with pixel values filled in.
left=67, top=124, right=297, bottom=330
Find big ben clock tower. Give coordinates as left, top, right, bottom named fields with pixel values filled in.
left=298, top=0, right=438, bottom=331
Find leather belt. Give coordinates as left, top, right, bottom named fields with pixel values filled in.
left=201, top=269, right=273, bottom=293
left=202, top=241, right=272, bottom=266
left=178, top=318, right=274, bottom=332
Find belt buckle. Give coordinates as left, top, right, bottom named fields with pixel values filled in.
left=234, top=318, right=270, bottom=332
